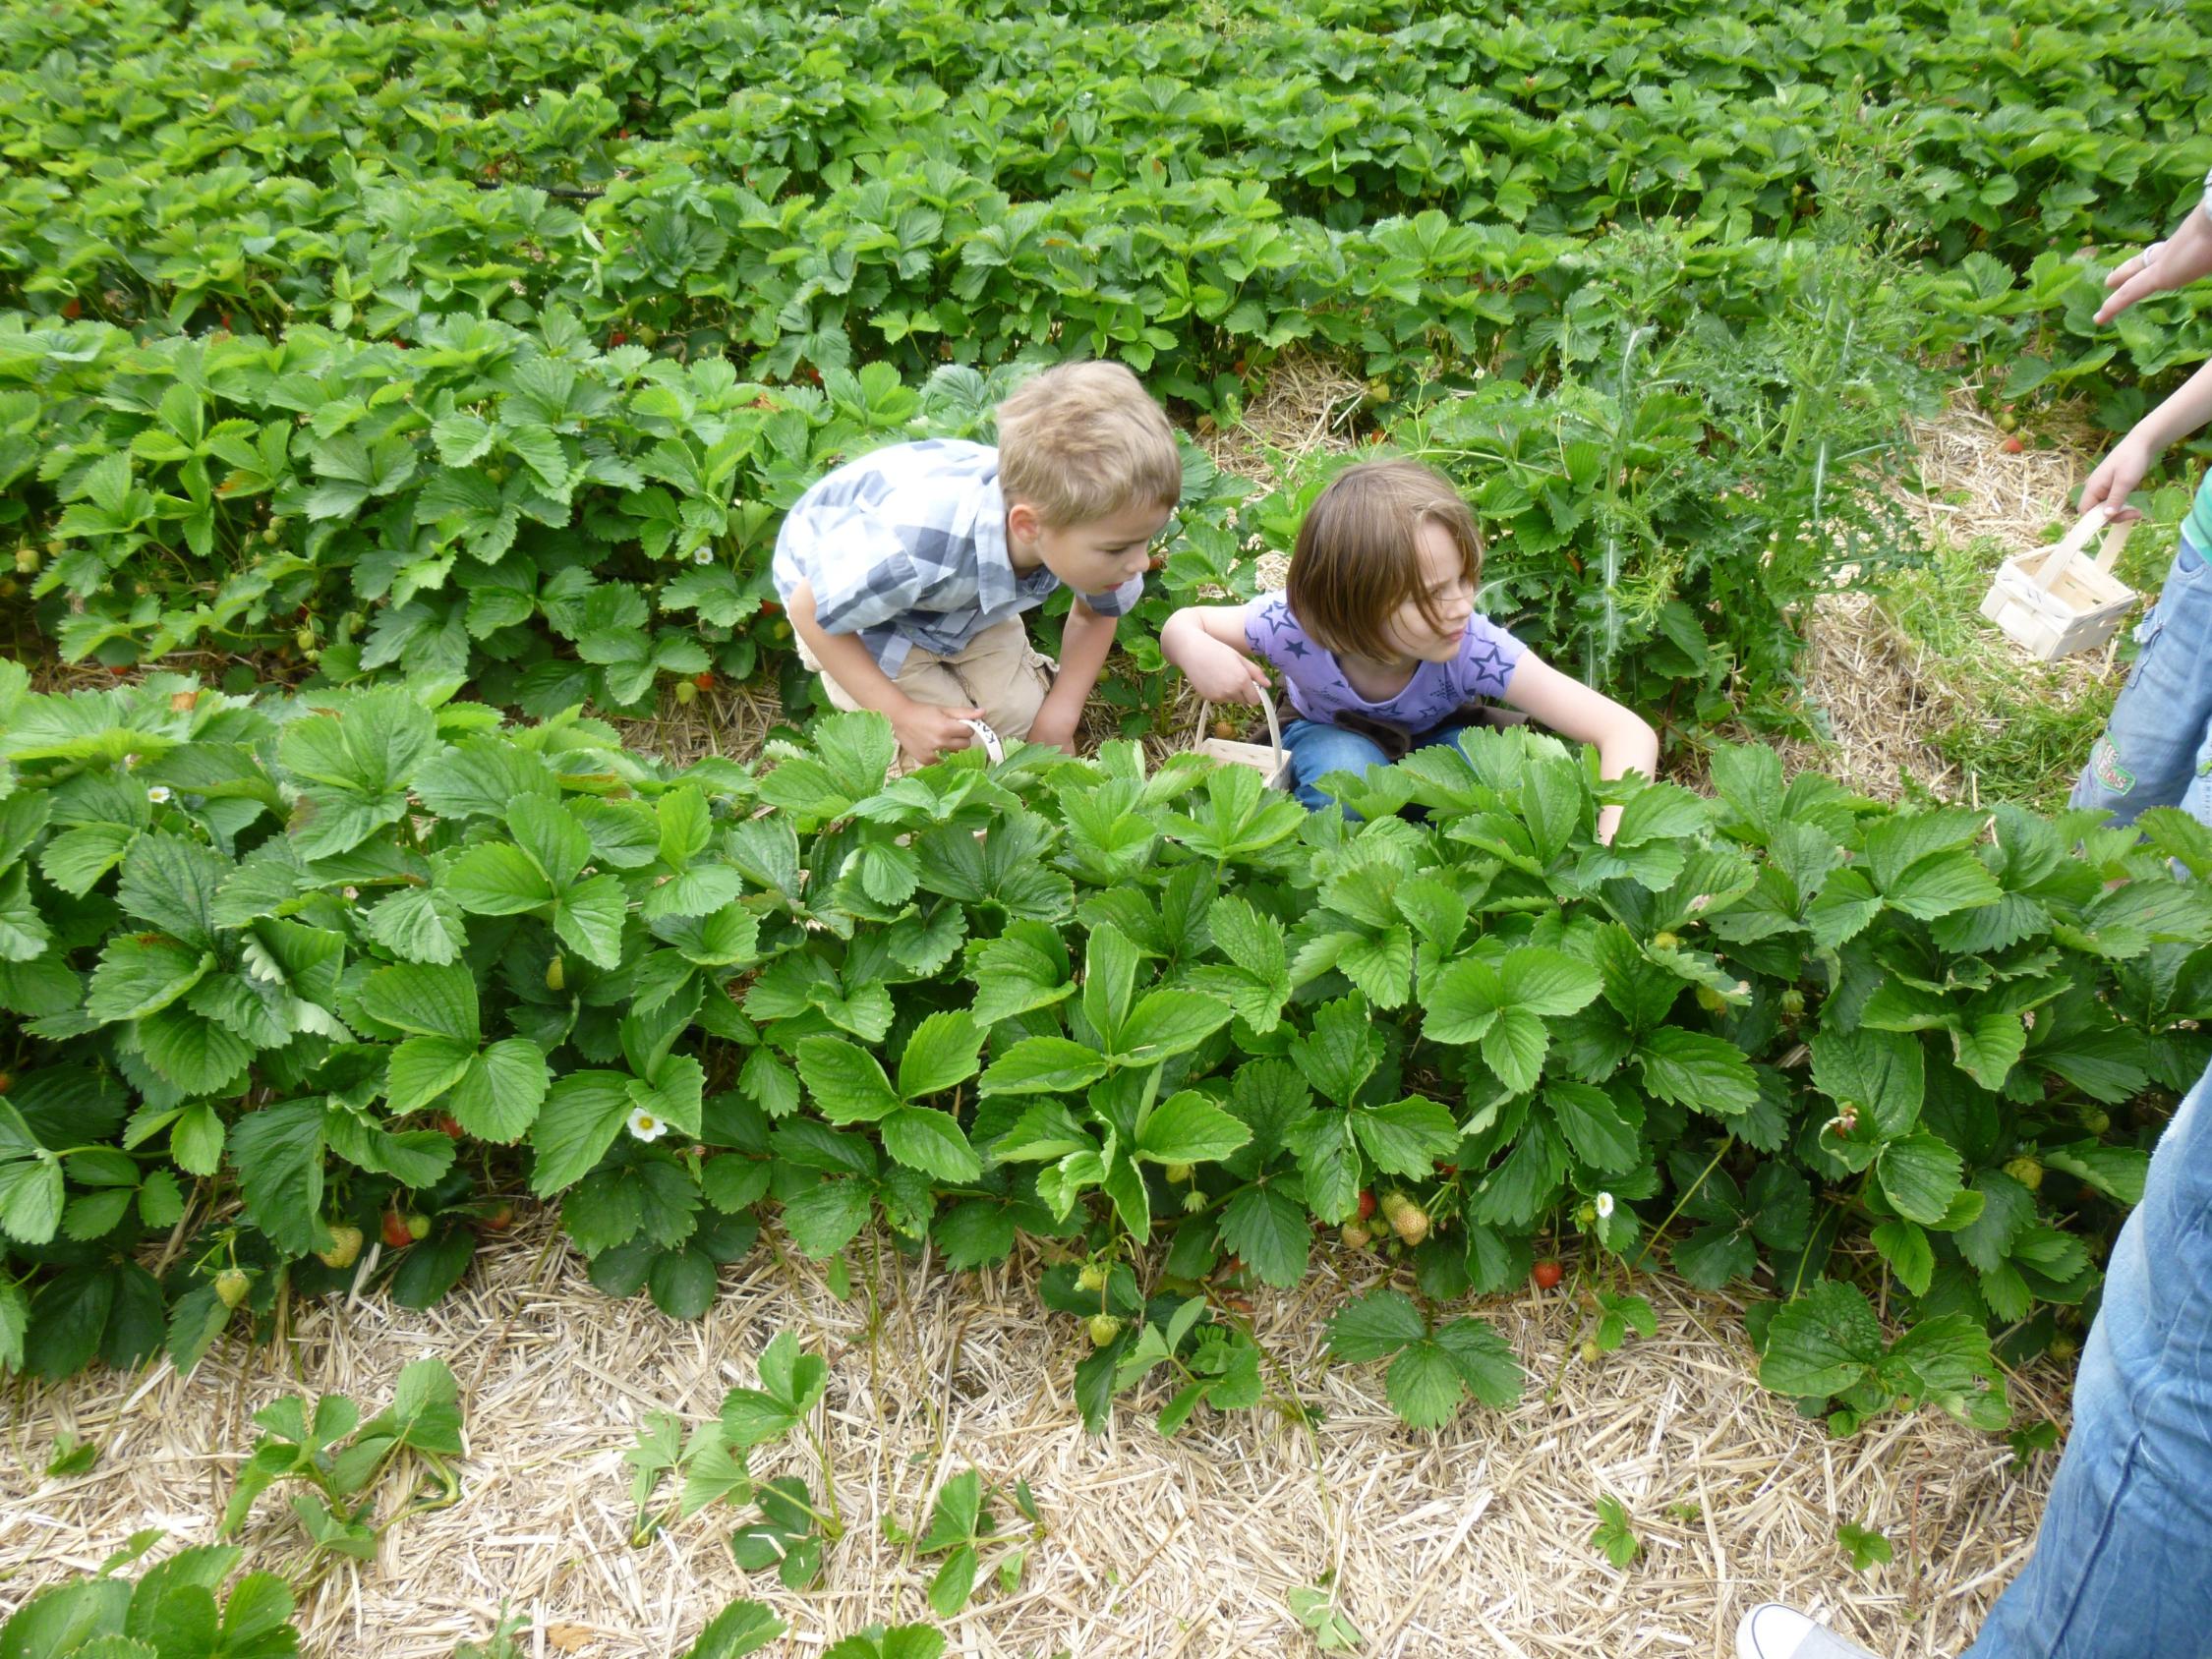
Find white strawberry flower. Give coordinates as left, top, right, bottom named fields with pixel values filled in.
left=692, top=547, right=712, bottom=564
left=626, top=1108, right=669, bottom=1143
left=146, top=784, right=172, bottom=804
left=1595, top=1192, right=1615, bottom=1221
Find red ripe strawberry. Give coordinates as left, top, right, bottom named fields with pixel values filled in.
left=61, top=297, right=82, bottom=319
left=759, top=598, right=782, bottom=614
left=480, top=1202, right=515, bottom=1232
left=1356, top=1189, right=1376, bottom=1221
left=1218, top=1254, right=1245, bottom=1278
left=381, top=1211, right=417, bottom=1249
left=608, top=329, right=628, bottom=347
left=434, top=1113, right=464, bottom=1139
left=2002, top=435, right=2025, bottom=454
left=1532, top=1260, right=1565, bottom=1290
left=693, top=671, right=715, bottom=691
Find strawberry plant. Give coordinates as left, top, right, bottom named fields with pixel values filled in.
left=0, top=1532, right=304, bottom=1659
left=219, top=1358, right=465, bottom=1565
left=2, top=670, right=2207, bottom=1446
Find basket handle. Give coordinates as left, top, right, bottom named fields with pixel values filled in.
left=2032, top=505, right=2116, bottom=591
left=1194, top=686, right=1286, bottom=777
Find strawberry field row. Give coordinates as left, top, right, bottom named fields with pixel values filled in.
left=3, top=222, right=1936, bottom=743
left=1, top=669, right=2205, bottom=1433
left=3, top=0, right=2209, bottom=410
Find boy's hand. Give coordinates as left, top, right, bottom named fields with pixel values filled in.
left=2078, top=433, right=2155, bottom=522
left=1026, top=703, right=1081, bottom=754
left=1184, top=642, right=1272, bottom=706
left=2096, top=209, right=2212, bottom=325
left=889, top=698, right=985, bottom=769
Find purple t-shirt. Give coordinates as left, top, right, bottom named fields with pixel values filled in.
left=1243, top=594, right=1526, bottom=732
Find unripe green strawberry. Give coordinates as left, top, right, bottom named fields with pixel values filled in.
left=1580, top=1338, right=1601, bottom=1364
left=1651, top=931, right=1681, bottom=950
left=1695, top=985, right=1727, bottom=1014
left=2050, top=1335, right=2078, bottom=1361
left=295, top=625, right=316, bottom=654
left=2079, top=1108, right=2110, bottom=1136
left=1163, top=1162, right=1193, bottom=1184
left=1779, top=988, right=1806, bottom=1017
left=545, top=952, right=566, bottom=992
left=1086, top=1313, right=1123, bottom=1347
left=634, top=324, right=661, bottom=347
left=1340, top=1221, right=1371, bottom=1249
left=14, top=545, right=37, bottom=575
left=406, top=1212, right=432, bottom=1241
left=2004, top=1156, right=2044, bottom=1193
left=213, top=1268, right=250, bottom=1309
left=317, top=1224, right=363, bottom=1270
left=1377, top=1190, right=1428, bottom=1246
left=1075, top=1262, right=1108, bottom=1293
left=672, top=678, right=697, bottom=706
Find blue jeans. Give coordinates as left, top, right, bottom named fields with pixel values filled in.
left=1280, top=718, right=1474, bottom=814
left=1962, top=1059, right=2212, bottom=1657
left=2069, top=532, right=2212, bottom=830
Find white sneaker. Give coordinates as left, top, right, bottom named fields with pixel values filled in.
left=1736, top=1604, right=1882, bottom=1659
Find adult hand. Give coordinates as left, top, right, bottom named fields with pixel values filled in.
left=889, top=698, right=984, bottom=769
left=2096, top=208, right=2212, bottom=325
left=2077, top=432, right=2156, bottom=522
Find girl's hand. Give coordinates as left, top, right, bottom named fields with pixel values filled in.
left=2078, top=433, right=2155, bottom=522
left=2095, top=211, right=2212, bottom=325
left=1184, top=640, right=1272, bottom=705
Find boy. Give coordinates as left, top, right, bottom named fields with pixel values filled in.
left=773, top=360, right=1182, bottom=769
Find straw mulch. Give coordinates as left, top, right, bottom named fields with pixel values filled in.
left=1770, top=395, right=2127, bottom=804
left=0, top=1213, right=2065, bottom=1658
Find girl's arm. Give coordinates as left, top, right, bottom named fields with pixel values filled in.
left=1161, top=603, right=1272, bottom=704
left=1501, top=655, right=1660, bottom=843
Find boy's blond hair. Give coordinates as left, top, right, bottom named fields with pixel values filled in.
left=995, top=361, right=1182, bottom=528
left=1289, top=459, right=1485, bottom=661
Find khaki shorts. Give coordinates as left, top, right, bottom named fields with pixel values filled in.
left=800, top=616, right=1054, bottom=746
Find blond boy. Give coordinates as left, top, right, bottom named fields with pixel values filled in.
left=774, top=362, right=1182, bottom=769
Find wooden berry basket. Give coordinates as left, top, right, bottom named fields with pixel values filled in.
left=1193, top=688, right=1293, bottom=790
left=1978, top=506, right=2138, bottom=662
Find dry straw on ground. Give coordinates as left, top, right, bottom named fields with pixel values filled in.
left=1769, top=395, right=2125, bottom=804
left=1, top=1214, right=2064, bottom=1659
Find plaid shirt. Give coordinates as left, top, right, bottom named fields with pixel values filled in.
left=771, top=439, right=1145, bottom=674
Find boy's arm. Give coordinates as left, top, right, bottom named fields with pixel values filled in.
left=1161, top=603, right=1272, bottom=704
left=1500, top=655, right=1659, bottom=844
left=1028, top=599, right=1119, bottom=753
left=2080, top=356, right=2212, bottom=519
left=786, top=580, right=983, bottom=767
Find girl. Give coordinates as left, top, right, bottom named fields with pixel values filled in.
left=1161, top=458, right=1658, bottom=835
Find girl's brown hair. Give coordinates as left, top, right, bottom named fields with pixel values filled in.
left=1286, top=459, right=1485, bottom=660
